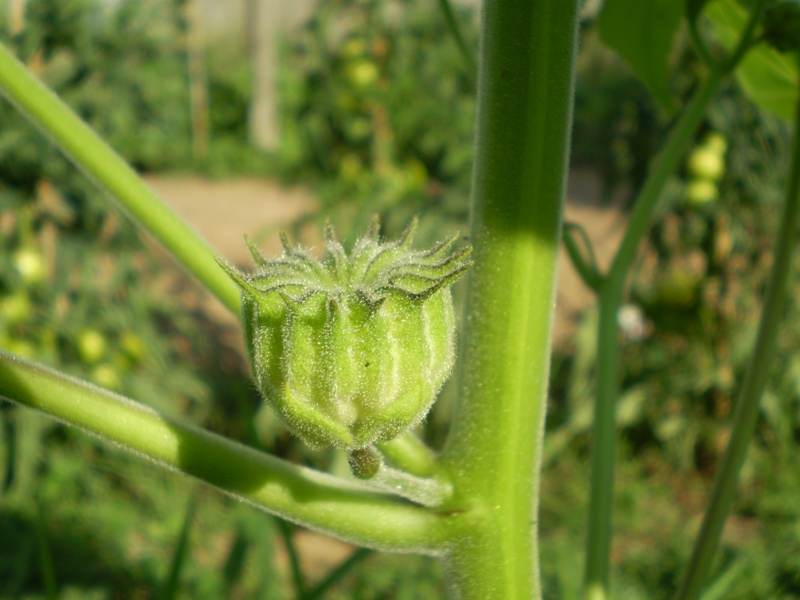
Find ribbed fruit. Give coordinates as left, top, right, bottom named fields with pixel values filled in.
left=220, top=217, right=472, bottom=449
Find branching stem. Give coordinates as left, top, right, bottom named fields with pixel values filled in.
left=675, top=72, right=800, bottom=600
left=583, top=2, right=768, bottom=597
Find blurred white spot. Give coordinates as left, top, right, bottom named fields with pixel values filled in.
left=617, top=303, right=650, bottom=341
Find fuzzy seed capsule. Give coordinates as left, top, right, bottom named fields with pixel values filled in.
left=220, top=217, right=472, bottom=450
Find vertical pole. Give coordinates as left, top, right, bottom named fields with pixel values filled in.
left=248, top=0, right=280, bottom=150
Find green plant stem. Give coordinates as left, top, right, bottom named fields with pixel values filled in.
left=563, top=221, right=603, bottom=292
left=376, top=433, right=438, bottom=477
left=675, top=77, right=800, bottom=600
left=365, top=462, right=452, bottom=507
left=438, top=1, right=580, bottom=597
left=34, top=500, right=58, bottom=600
left=0, top=42, right=240, bottom=315
left=584, top=61, right=727, bottom=600
left=688, top=12, right=717, bottom=69
left=278, top=521, right=306, bottom=598
left=160, top=490, right=198, bottom=600
left=303, top=548, right=372, bottom=600
left=583, top=5, right=766, bottom=598
left=0, top=352, right=447, bottom=552
left=436, top=0, right=477, bottom=83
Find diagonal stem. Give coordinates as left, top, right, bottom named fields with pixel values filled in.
left=0, top=352, right=446, bottom=551
left=303, top=548, right=372, bottom=600
left=0, top=42, right=240, bottom=314
left=585, top=63, right=727, bottom=600
left=278, top=521, right=306, bottom=598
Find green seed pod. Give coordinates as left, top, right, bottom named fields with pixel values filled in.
left=348, top=447, right=382, bottom=479
left=220, top=217, right=472, bottom=450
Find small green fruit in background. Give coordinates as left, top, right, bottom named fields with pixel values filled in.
left=685, top=131, right=727, bottom=207
left=77, top=329, right=107, bottom=364
left=1, top=292, right=32, bottom=325
left=220, top=217, right=472, bottom=450
left=12, top=247, right=47, bottom=285
left=90, top=363, right=122, bottom=391
left=346, top=60, right=379, bottom=89
left=687, top=146, right=724, bottom=182
left=119, top=332, right=146, bottom=365
left=703, top=132, right=727, bottom=156
left=685, top=179, right=719, bottom=207
left=340, top=37, right=367, bottom=59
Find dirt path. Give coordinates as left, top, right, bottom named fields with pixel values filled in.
left=557, top=167, right=629, bottom=345
left=143, top=176, right=317, bottom=263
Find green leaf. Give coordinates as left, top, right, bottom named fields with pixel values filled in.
left=687, top=0, right=712, bottom=22
left=159, top=491, right=198, bottom=600
left=705, top=0, right=800, bottom=121
left=598, top=0, right=684, bottom=110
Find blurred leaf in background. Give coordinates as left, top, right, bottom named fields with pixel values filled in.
left=598, top=0, right=683, bottom=112
left=705, top=0, right=799, bottom=122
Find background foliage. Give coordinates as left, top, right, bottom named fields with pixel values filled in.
left=2, top=0, right=800, bottom=597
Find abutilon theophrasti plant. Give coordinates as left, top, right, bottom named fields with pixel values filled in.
left=219, top=217, right=472, bottom=451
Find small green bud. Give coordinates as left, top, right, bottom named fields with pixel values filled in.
left=687, top=146, right=725, bottom=182
left=348, top=447, right=382, bottom=479
left=77, top=329, right=107, bottom=365
left=220, top=217, right=472, bottom=450
left=12, top=247, right=47, bottom=285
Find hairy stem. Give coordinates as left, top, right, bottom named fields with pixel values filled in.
left=0, top=352, right=447, bottom=551
left=439, top=0, right=580, bottom=597
left=376, top=433, right=438, bottom=477
left=365, top=462, right=452, bottom=508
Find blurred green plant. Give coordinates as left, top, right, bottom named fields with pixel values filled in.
left=0, top=0, right=192, bottom=175
left=275, top=0, right=476, bottom=231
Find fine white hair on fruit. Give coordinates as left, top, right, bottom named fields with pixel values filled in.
left=218, top=216, right=472, bottom=450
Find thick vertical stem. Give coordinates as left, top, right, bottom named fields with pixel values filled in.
left=439, top=1, right=580, bottom=597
